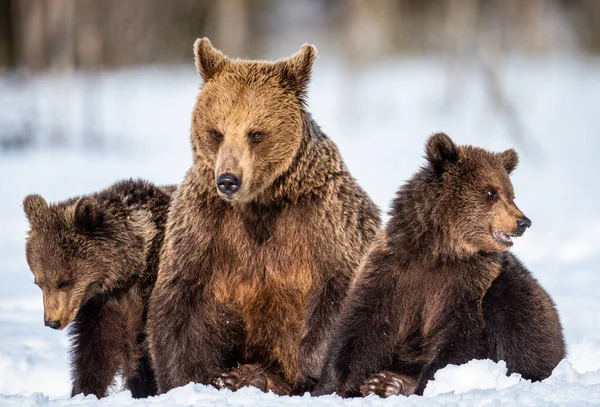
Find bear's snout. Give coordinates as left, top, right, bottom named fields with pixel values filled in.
left=44, top=319, right=61, bottom=330
left=217, top=173, right=241, bottom=198
left=516, top=216, right=532, bottom=235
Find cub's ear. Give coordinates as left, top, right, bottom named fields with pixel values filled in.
left=277, top=44, right=317, bottom=99
left=73, top=197, right=103, bottom=233
left=425, top=132, right=459, bottom=174
left=497, top=148, right=519, bottom=174
left=193, top=37, right=229, bottom=82
left=23, top=194, right=48, bottom=224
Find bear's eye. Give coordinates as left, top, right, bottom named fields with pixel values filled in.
left=210, top=130, right=223, bottom=142
left=58, top=281, right=71, bottom=290
left=248, top=131, right=265, bottom=143
left=486, top=189, right=498, bottom=199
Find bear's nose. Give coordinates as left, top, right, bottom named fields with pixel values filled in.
left=217, top=173, right=241, bottom=195
left=44, top=320, right=61, bottom=330
left=516, top=216, right=532, bottom=233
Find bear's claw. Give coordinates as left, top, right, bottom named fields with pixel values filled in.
left=359, top=371, right=418, bottom=398
left=214, top=364, right=291, bottom=395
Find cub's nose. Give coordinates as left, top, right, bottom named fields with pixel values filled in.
left=44, top=320, right=61, bottom=330
left=516, top=216, right=532, bottom=234
left=217, top=173, right=241, bottom=195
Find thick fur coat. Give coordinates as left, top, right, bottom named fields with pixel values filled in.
left=147, top=39, right=381, bottom=395
left=314, top=134, right=565, bottom=398
left=24, top=179, right=174, bottom=398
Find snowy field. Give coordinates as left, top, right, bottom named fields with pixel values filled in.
left=1, top=54, right=600, bottom=405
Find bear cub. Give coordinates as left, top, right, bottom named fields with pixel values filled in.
left=314, top=133, right=565, bottom=398
left=23, top=179, right=175, bottom=398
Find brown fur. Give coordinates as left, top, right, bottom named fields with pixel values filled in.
left=314, top=133, right=565, bottom=397
left=24, top=180, right=175, bottom=398
left=147, top=38, right=380, bottom=395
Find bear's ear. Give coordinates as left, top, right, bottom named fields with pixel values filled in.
left=23, top=194, right=48, bottom=224
left=425, top=132, right=459, bottom=174
left=276, top=44, right=317, bottom=99
left=193, top=38, right=229, bottom=82
left=497, top=149, right=519, bottom=174
left=73, top=197, right=103, bottom=233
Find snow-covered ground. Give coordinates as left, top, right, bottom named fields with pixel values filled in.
left=1, top=54, right=599, bottom=405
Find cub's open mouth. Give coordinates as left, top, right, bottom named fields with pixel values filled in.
left=493, top=229, right=516, bottom=245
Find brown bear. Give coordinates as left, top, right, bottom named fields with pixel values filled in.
left=313, top=133, right=565, bottom=398
left=23, top=179, right=175, bottom=398
left=146, top=38, right=381, bottom=396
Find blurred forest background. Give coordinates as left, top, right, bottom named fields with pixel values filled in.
left=0, top=0, right=599, bottom=150
left=3, top=0, right=600, bottom=69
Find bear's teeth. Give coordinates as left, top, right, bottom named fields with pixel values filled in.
left=494, top=229, right=513, bottom=243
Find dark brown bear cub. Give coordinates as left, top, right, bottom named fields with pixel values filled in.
left=23, top=179, right=174, bottom=398
left=314, top=133, right=565, bottom=398
left=147, top=39, right=380, bottom=396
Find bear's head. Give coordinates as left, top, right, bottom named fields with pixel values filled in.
left=190, top=38, right=316, bottom=203
left=423, top=133, right=531, bottom=255
left=23, top=194, right=149, bottom=330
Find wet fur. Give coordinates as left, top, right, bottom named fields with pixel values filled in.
left=24, top=180, right=174, bottom=398
left=314, top=134, right=565, bottom=397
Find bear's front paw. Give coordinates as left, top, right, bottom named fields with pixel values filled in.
left=359, top=371, right=417, bottom=398
left=214, top=364, right=268, bottom=393
left=214, top=364, right=292, bottom=396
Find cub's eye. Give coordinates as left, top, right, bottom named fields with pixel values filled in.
left=58, top=281, right=71, bottom=290
left=210, top=130, right=223, bottom=142
left=487, top=189, right=498, bottom=198
left=248, top=131, right=264, bottom=143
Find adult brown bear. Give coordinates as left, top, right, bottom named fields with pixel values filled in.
left=147, top=39, right=380, bottom=395
left=314, top=133, right=565, bottom=398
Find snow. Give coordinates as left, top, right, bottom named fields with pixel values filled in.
left=423, top=360, right=523, bottom=397
left=4, top=364, right=600, bottom=406
left=1, top=54, right=599, bottom=405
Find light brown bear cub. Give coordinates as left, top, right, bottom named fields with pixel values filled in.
left=24, top=179, right=174, bottom=398
left=147, top=39, right=381, bottom=395
left=314, top=133, right=565, bottom=398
